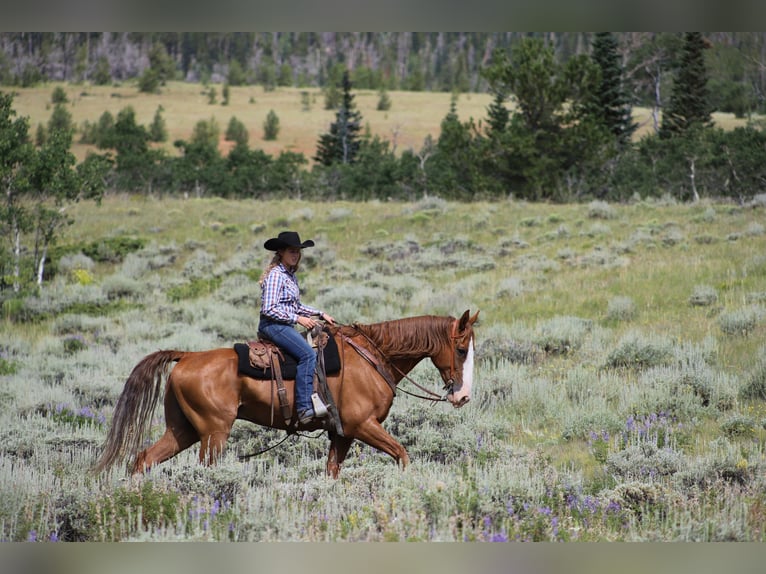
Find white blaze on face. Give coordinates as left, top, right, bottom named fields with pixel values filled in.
left=450, top=336, right=474, bottom=407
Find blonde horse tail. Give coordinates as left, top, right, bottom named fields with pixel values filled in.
left=92, top=350, right=184, bottom=473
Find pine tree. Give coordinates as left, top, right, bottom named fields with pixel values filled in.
left=661, top=32, right=713, bottom=137
left=314, top=70, right=362, bottom=166
left=485, top=90, right=509, bottom=138
left=263, top=110, right=280, bottom=141
left=149, top=105, right=168, bottom=143
left=589, top=32, right=636, bottom=144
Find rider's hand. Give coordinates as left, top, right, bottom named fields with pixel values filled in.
left=321, top=312, right=335, bottom=325
left=297, top=316, right=316, bottom=329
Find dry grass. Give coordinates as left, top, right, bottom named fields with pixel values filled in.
left=8, top=81, right=756, bottom=163
left=9, top=81, right=494, bottom=162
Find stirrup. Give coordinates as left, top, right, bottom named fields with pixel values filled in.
left=311, top=393, right=329, bottom=418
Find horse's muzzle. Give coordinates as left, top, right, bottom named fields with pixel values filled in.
left=447, top=394, right=470, bottom=408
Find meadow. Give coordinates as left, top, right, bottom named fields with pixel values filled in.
left=7, top=81, right=755, bottom=163
left=1, top=193, right=765, bottom=542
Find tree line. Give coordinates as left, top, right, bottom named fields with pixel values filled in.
left=2, top=33, right=766, bottom=294
left=2, top=32, right=766, bottom=116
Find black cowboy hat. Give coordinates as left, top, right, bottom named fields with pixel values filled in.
left=263, top=231, right=315, bottom=251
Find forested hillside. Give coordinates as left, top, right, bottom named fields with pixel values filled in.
left=2, top=32, right=766, bottom=114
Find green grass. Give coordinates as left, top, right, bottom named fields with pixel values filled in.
left=1, top=195, right=766, bottom=541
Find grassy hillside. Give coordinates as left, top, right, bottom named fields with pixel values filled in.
left=7, top=81, right=755, bottom=163
left=1, top=196, right=765, bottom=541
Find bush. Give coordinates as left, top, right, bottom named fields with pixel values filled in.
left=606, top=296, right=636, bottom=322
left=534, top=316, right=593, bottom=355
left=605, top=331, right=673, bottom=370
left=718, top=305, right=765, bottom=336
left=740, top=350, right=766, bottom=400
left=587, top=201, right=617, bottom=220
left=606, top=443, right=686, bottom=480
left=689, top=285, right=718, bottom=307
left=80, top=237, right=147, bottom=264
left=720, top=414, right=757, bottom=439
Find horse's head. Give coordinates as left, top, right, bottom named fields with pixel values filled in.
left=437, top=309, right=479, bottom=408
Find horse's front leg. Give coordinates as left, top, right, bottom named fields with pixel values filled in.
left=353, top=417, right=410, bottom=469
left=326, top=434, right=354, bottom=478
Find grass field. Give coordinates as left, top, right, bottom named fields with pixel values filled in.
left=6, top=81, right=757, bottom=163
left=1, top=194, right=765, bottom=542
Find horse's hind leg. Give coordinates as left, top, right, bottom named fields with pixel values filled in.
left=198, top=430, right=231, bottom=466
left=132, top=393, right=199, bottom=473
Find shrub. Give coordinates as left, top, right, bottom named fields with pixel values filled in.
left=601, top=482, right=664, bottom=515
left=534, top=316, right=593, bottom=355
left=63, top=334, right=88, bottom=354
left=606, top=296, right=636, bottom=322
left=720, top=414, right=757, bottom=439
left=561, top=411, right=623, bottom=442
left=689, top=285, right=718, bottom=307
left=740, top=350, right=766, bottom=400
left=606, top=443, right=686, bottom=480
left=90, top=482, right=180, bottom=541
left=58, top=253, right=95, bottom=275
left=718, top=305, right=765, bottom=336
left=605, top=331, right=673, bottom=370
left=166, top=277, right=223, bottom=302
left=0, top=357, right=18, bottom=375
left=477, top=337, right=543, bottom=366
left=587, top=200, right=617, bottom=220
left=101, top=274, right=143, bottom=300
left=81, top=237, right=146, bottom=264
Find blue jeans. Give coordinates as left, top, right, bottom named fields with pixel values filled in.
left=258, top=318, right=316, bottom=413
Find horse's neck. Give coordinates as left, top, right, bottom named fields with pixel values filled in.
left=357, top=316, right=449, bottom=360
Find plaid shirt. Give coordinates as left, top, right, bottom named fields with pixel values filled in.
left=260, top=263, right=320, bottom=324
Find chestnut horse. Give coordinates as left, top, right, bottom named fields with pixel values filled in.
left=94, top=310, right=479, bottom=478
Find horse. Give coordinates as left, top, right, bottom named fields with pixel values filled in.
left=93, top=310, right=479, bottom=478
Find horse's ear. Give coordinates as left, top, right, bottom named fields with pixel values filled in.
left=459, top=309, right=480, bottom=330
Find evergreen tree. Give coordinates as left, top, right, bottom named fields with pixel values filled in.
left=376, top=87, right=392, bottom=111
left=485, top=90, right=509, bottom=138
left=263, top=110, right=280, bottom=141
left=224, top=116, right=248, bottom=146
left=149, top=105, right=168, bottom=143
left=47, top=103, right=73, bottom=137
left=314, top=70, right=362, bottom=166
left=92, top=56, right=111, bottom=86
left=588, top=32, right=636, bottom=144
left=661, top=32, right=713, bottom=137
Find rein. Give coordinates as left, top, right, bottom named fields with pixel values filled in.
left=336, top=321, right=450, bottom=403
left=238, top=430, right=324, bottom=460
left=238, top=317, right=456, bottom=461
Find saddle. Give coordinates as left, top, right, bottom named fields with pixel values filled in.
left=233, top=326, right=343, bottom=436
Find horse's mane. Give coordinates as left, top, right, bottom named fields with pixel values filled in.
left=348, top=315, right=454, bottom=357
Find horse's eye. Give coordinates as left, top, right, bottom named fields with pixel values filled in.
left=456, top=347, right=467, bottom=358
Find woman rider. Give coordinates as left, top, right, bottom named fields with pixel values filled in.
left=258, top=231, right=335, bottom=425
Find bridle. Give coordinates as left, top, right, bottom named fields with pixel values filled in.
left=337, top=319, right=467, bottom=403
left=442, top=318, right=462, bottom=394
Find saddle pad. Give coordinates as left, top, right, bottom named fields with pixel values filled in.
left=234, top=332, right=341, bottom=380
